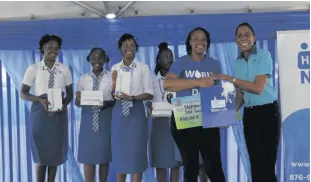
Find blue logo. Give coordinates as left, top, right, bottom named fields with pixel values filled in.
left=200, top=84, right=237, bottom=128
left=298, top=43, right=310, bottom=84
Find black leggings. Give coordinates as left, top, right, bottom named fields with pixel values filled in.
left=243, top=101, right=281, bottom=182
left=170, top=115, right=226, bottom=182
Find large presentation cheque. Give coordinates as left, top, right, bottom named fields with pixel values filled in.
left=171, top=95, right=202, bottom=130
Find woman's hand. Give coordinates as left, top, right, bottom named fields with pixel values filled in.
left=197, top=78, right=215, bottom=88
left=39, top=98, right=50, bottom=111
left=215, top=73, right=232, bottom=81
left=147, top=105, right=153, bottom=116
left=166, top=93, right=173, bottom=104
left=98, top=102, right=105, bottom=110
left=76, top=91, right=81, bottom=101
left=75, top=91, right=82, bottom=107
left=56, top=104, right=67, bottom=113
left=114, top=92, right=133, bottom=101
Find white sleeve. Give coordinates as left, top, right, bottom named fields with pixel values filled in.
left=111, top=64, right=117, bottom=72
left=152, top=76, right=159, bottom=102
left=22, top=65, right=36, bottom=86
left=63, top=65, right=73, bottom=86
left=105, top=72, right=113, bottom=100
left=141, top=65, right=154, bottom=95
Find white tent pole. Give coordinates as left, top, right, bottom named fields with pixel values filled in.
left=72, top=1, right=106, bottom=17
left=116, top=1, right=135, bottom=17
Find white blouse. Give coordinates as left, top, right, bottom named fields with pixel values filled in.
left=76, top=71, right=113, bottom=101
left=22, top=61, right=72, bottom=96
left=152, top=74, right=176, bottom=103
left=111, top=58, right=153, bottom=96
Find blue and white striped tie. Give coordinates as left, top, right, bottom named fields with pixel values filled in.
left=47, top=68, right=54, bottom=89
left=121, top=66, right=132, bottom=118
left=91, top=71, right=105, bottom=132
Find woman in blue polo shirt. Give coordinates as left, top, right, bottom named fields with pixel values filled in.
left=215, top=22, right=280, bottom=182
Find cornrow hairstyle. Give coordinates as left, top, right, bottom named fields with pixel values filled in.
left=87, top=48, right=110, bottom=63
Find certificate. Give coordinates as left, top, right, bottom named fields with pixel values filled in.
left=47, top=88, right=62, bottom=112
left=152, top=102, right=173, bottom=110
left=200, top=81, right=237, bottom=128
left=171, top=95, right=202, bottom=130
left=151, top=110, right=172, bottom=118
left=81, top=91, right=104, bottom=106
left=115, top=70, right=131, bottom=96
left=151, top=102, right=173, bottom=118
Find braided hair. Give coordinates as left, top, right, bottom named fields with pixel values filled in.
left=87, top=47, right=110, bottom=63
left=154, top=42, right=170, bottom=75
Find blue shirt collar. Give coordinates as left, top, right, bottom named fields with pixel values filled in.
left=237, top=45, right=257, bottom=59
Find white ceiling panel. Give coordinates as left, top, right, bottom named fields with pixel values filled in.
left=0, top=1, right=308, bottom=21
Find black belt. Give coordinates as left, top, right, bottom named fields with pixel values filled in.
left=244, top=100, right=278, bottom=110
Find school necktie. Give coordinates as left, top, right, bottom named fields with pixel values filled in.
left=91, top=71, right=105, bottom=132
left=121, top=66, right=132, bottom=118
left=47, top=68, right=54, bottom=89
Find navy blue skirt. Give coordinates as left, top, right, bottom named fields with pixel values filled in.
left=150, top=117, right=181, bottom=168
left=111, top=100, right=148, bottom=173
left=30, top=94, right=68, bottom=166
left=78, top=106, right=112, bottom=165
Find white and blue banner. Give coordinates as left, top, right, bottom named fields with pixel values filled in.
left=277, top=30, right=310, bottom=182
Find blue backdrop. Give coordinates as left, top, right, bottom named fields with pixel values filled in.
left=0, top=11, right=309, bottom=182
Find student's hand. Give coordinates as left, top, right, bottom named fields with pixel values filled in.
left=56, top=104, right=67, bottom=113
left=197, top=78, right=214, bottom=88
left=98, top=102, right=105, bottom=109
left=166, top=93, right=173, bottom=104
left=76, top=91, right=81, bottom=101
left=39, top=98, right=50, bottom=111
left=115, top=92, right=132, bottom=100
left=147, top=105, right=153, bottom=115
